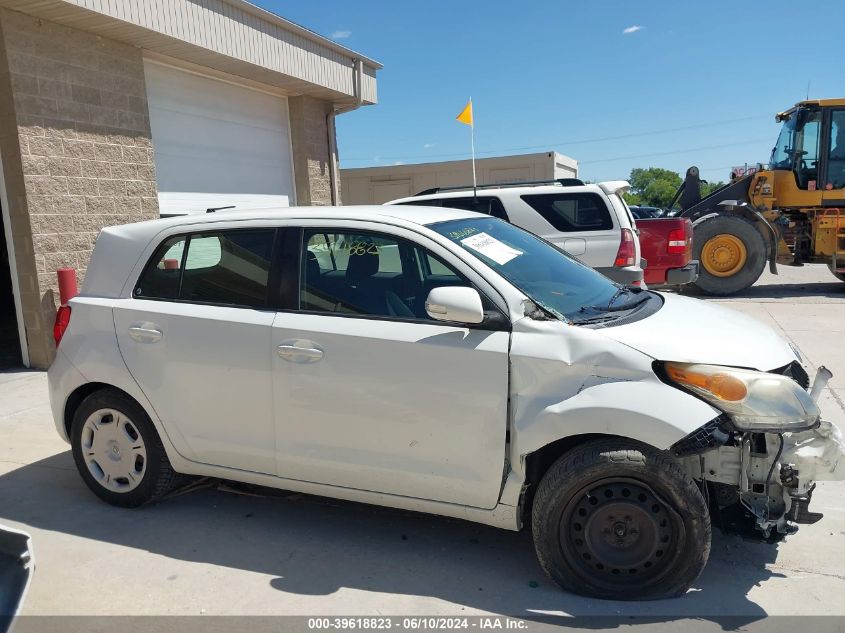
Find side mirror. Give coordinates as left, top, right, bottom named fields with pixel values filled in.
left=425, top=286, right=484, bottom=324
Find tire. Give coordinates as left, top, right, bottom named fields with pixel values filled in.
left=692, top=214, right=767, bottom=296
left=70, top=388, right=179, bottom=508
left=531, top=438, right=710, bottom=600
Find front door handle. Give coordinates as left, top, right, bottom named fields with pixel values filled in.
left=277, top=341, right=323, bottom=363
left=128, top=324, right=163, bottom=343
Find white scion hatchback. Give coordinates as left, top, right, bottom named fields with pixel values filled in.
left=49, top=206, right=844, bottom=600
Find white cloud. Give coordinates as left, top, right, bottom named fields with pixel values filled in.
left=423, top=143, right=435, bottom=149
left=331, top=30, right=352, bottom=40
left=623, top=25, right=644, bottom=34
left=393, top=161, right=405, bottom=166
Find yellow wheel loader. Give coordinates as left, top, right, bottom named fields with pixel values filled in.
left=672, top=99, right=845, bottom=295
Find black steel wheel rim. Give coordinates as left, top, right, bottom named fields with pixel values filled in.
left=559, top=478, right=683, bottom=590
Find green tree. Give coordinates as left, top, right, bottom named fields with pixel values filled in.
left=700, top=180, right=727, bottom=198
left=622, top=191, right=643, bottom=205
left=627, top=167, right=683, bottom=208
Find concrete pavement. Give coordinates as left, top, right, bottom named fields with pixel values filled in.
left=1, top=263, right=843, bottom=618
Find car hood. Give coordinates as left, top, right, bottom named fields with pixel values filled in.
left=599, top=293, right=797, bottom=371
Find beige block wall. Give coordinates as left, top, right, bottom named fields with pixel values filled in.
left=289, top=95, right=334, bottom=205
left=0, top=8, right=159, bottom=368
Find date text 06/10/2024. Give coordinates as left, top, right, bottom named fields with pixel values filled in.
left=307, top=617, right=529, bottom=630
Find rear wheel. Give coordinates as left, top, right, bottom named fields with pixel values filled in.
left=693, top=215, right=767, bottom=295
left=70, top=389, right=179, bottom=508
left=531, top=439, right=710, bottom=600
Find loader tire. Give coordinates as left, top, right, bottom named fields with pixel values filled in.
left=693, top=214, right=767, bottom=296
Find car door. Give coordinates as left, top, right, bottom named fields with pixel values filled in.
left=271, top=225, right=510, bottom=509
left=515, top=191, right=620, bottom=268
left=113, top=227, right=279, bottom=474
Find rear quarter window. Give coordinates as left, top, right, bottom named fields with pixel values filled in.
left=520, top=192, right=613, bottom=232
left=397, top=196, right=509, bottom=221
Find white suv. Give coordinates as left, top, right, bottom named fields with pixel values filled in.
left=49, top=206, right=842, bottom=600
left=387, top=179, right=644, bottom=286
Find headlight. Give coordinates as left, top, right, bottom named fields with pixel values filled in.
left=665, top=362, right=820, bottom=432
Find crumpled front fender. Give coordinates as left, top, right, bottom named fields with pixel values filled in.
left=508, top=317, right=721, bottom=460
left=514, top=379, right=721, bottom=454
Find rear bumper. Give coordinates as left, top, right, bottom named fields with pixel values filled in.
left=665, top=260, right=699, bottom=286
left=596, top=265, right=644, bottom=286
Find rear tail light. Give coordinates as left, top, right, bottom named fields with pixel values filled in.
left=53, top=305, right=71, bottom=347
left=614, top=228, right=636, bottom=267
left=667, top=227, right=690, bottom=255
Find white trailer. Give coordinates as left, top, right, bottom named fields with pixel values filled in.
left=340, top=151, right=578, bottom=205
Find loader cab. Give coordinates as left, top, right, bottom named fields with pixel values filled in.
left=770, top=106, right=822, bottom=190
left=770, top=102, right=845, bottom=193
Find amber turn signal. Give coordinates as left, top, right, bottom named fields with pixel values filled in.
left=665, top=364, right=748, bottom=402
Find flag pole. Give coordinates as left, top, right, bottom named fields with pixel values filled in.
left=456, top=97, right=477, bottom=199
left=470, top=97, right=477, bottom=200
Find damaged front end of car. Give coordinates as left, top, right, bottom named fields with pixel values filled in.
left=664, top=362, right=845, bottom=541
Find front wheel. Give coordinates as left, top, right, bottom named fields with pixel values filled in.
left=531, top=439, right=710, bottom=600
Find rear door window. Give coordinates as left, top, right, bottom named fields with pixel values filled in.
left=520, top=192, right=613, bottom=231
left=134, top=236, right=187, bottom=300
left=135, top=229, right=276, bottom=308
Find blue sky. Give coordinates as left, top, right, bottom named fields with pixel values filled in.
left=257, top=0, right=845, bottom=184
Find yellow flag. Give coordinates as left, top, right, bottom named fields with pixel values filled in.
left=456, top=99, right=473, bottom=126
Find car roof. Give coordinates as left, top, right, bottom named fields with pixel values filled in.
left=387, top=181, right=621, bottom=204
left=82, top=205, right=481, bottom=299
left=102, top=205, right=478, bottom=242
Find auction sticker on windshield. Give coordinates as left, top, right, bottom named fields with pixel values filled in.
left=461, top=232, right=523, bottom=265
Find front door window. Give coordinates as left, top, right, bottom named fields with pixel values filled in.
left=770, top=109, right=822, bottom=190
left=300, top=229, right=478, bottom=321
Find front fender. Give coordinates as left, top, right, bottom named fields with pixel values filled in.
left=514, top=379, right=720, bottom=456
left=507, top=317, right=721, bottom=474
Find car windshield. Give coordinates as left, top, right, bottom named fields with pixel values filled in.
left=429, top=217, right=623, bottom=321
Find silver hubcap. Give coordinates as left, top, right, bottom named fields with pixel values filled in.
left=81, top=408, right=147, bottom=492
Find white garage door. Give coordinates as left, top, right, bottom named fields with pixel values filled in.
left=145, top=61, right=295, bottom=216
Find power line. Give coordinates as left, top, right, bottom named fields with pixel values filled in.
left=578, top=138, right=772, bottom=165
left=341, top=115, right=770, bottom=163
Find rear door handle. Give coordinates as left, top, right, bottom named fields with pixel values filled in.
left=277, top=341, right=323, bottom=363
left=128, top=324, right=163, bottom=343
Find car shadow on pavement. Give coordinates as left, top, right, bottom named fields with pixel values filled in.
left=676, top=281, right=845, bottom=300
left=0, top=452, right=778, bottom=625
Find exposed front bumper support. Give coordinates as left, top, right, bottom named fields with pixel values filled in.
left=678, top=418, right=845, bottom=539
